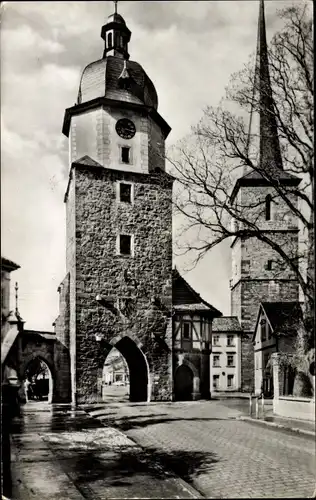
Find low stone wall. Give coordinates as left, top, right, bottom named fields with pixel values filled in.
left=273, top=396, right=315, bottom=422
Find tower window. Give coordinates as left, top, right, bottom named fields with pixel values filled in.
left=119, top=183, right=132, bottom=203
left=107, top=32, right=113, bottom=48
left=121, top=147, right=130, bottom=164
left=265, top=194, right=272, bottom=220
left=119, top=235, right=132, bottom=255
left=266, top=260, right=273, bottom=271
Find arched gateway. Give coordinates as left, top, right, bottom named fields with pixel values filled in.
left=101, top=337, right=149, bottom=402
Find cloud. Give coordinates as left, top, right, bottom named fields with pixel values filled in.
left=1, top=0, right=308, bottom=328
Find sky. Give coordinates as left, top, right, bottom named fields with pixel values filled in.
left=1, top=0, right=307, bottom=331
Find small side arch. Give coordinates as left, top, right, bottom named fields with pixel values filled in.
left=20, top=355, right=54, bottom=403
left=174, top=359, right=200, bottom=401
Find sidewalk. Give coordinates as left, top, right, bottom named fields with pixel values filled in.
left=239, top=407, right=315, bottom=437
left=8, top=403, right=202, bottom=499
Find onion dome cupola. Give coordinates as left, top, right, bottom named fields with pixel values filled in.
left=76, top=5, right=159, bottom=111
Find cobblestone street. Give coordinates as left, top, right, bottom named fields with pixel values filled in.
left=87, top=397, right=315, bottom=499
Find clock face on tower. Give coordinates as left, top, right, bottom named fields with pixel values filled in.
left=115, top=118, right=136, bottom=140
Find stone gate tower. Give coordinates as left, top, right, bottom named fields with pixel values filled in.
left=60, top=9, right=174, bottom=404
left=230, top=0, right=300, bottom=391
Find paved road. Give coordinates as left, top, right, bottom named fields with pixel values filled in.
left=88, top=399, right=316, bottom=499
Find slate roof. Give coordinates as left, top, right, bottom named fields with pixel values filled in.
left=172, top=268, right=222, bottom=317
left=252, top=302, right=302, bottom=341
left=230, top=168, right=301, bottom=203
left=212, top=316, right=242, bottom=332
left=1, top=257, right=20, bottom=272
left=261, top=302, right=302, bottom=334
left=78, top=55, right=158, bottom=110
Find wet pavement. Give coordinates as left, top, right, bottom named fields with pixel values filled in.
left=8, top=402, right=200, bottom=499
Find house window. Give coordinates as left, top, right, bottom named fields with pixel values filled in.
left=119, top=235, right=132, bottom=256
left=213, top=355, right=220, bottom=367
left=260, top=318, right=267, bottom=342
left=213, top=335, right=220, bottom=346
left=120, top=183, right=132, bottom=203
left=265, top=194, right=272, bottom=220
left=227, top=335, right=234, bottom=346
left=227, top=354, right=234, bottom=367
left=266, top=260, right=273, bottom=271
left=182, top=321, right=191, bottom=339
left=227, top=374, right=234, bottom=388
left=121, top=146, right=130, bottom=164
left=213, top=375, right=219, bottom=389
left=181, top=321, right=192, bottom=350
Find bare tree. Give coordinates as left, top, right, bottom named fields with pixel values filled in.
left=168, top=4, right=314, bottom=391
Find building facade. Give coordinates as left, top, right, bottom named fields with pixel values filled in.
left=210, top=317, right=242, bottom=393
left=172, top=269, right=221, bottom=400
left=253, top=302, right=301, bottom=396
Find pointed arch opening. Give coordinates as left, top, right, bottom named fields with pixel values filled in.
left=101, top=336, right=149, bottom=403
left=23, top=357, right=53, bottom=404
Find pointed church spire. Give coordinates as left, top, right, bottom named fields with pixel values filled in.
left=257, top=0, right=283, bottom=172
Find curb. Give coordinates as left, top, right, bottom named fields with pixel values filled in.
left=85, top=409, right=204, bottom=499
left=238, top=416, right=315, bottom=437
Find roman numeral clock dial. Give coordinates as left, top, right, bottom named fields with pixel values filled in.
left=115, top=118, right=136, bottom=139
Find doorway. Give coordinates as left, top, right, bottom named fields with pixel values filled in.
left=174, top=364, right=193, bottom=401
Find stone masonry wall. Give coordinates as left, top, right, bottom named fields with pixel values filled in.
left=54, top=273, right=70, bottom=348
left=70, top=165, right=173, bottom=403
left=66, top=174, right=77, bottom=403
left=231, top=184, right=299, bottom=391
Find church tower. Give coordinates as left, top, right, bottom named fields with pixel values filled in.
left=62, top=7, right=174, bottom=404
left=230, top=0, right=300, bottom=391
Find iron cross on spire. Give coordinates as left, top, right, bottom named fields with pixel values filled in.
left=15, top=282, right=19, bottom=313
left=113, top=0, right=118, bottom=14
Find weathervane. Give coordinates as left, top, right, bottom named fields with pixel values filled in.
left=114, top=0, right=118, bottom=14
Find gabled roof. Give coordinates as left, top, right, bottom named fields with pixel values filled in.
left=74, top=155, right=104, bottom=168
left=252, top=301, right=302, bottom=341
left=213, top=316, right=242, bottom=332
left=230, top=168, right=301, bottom=204
left=172, top=268, right=222, bottom=317
left=1, top=257, right=20, bottom=272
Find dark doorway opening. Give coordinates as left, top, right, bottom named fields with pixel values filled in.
left=174, top=364, right=193, bottom=401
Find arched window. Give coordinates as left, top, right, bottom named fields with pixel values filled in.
left=265, top=194, right=272, bottom=220
left=107, top=32, right=113, bottom=48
